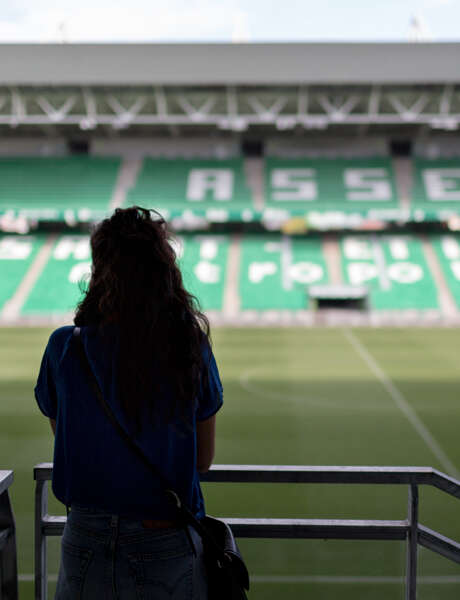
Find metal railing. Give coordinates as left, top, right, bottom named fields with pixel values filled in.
left=34, top=463, right=460, bottom=600
left=0, top=470, right=17, bottom=600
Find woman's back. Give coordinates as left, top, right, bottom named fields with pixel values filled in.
left=35, top=323, right=222, bottom=519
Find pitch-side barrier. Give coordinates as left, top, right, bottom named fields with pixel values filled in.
left=34, top=463, right=460, bottom=600
left=0, top=470, right=17, bottom=600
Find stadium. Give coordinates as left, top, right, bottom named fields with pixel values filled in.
left=1, top=41, right=460, bottom=599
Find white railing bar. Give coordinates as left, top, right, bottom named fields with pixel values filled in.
left=34, top=464, right=460, bottom=600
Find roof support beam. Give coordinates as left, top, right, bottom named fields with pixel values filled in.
left=106, top=94, right=147, bottom=129
left=154, top=86, right=168, bottom=117
left=388, top=93, right=429, bottom=122
left=297, top=86, right=308, bottom=118
left=368, top=86, right=381, bottom=118
left=317, top=94, right=360, bottom=122
left=247, top=95, right=288, bottom=122
left=175, top=94, right=216, bottom=122
left=36, top=95, right=76, bottom=123
left=9, top=87, right=26, bottom=127
left=439, top=84, right=454, bottom=116
left=81, top=87, right=98, bottom=130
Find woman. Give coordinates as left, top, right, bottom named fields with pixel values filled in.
left=35, top=206, right=222, bottom=599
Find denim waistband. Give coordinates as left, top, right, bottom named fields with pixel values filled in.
left=70, top=503, right=115, bottom=515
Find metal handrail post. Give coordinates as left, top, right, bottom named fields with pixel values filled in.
left=0, top=471, right=18, bottom=600
left=34, top=479, right=48, bottom=600
left=406, top=484, right=419, bottom=600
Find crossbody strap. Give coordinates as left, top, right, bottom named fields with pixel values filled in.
left=71, top=326, right=224, bottom=553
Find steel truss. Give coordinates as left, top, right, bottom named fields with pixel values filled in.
left=0, top=85, right=459, bottom=132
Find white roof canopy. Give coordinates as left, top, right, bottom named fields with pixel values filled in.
left=1, top=42, right=460, bottom=86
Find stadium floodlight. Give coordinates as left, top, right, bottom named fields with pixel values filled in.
left=302, top=116, right=328, bottom=129
left=227, top=117, right=247, bottom=131
left=429, top=117, right=458, bottom=131
left=79, top=117, right=97, bottom=131
left=112, top=116, right=130, bottom=130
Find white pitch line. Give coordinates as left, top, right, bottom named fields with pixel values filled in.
left=252, top=575, right=460, bottom=584
left=342, top=328, right=460, bottom=480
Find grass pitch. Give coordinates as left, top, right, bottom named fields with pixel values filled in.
left=1, top=326, right=460, bottom=599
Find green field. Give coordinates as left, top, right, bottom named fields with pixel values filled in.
left=1, top=326, right=460, bottom=599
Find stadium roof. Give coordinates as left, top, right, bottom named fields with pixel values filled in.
left=1, top=42, right=460, bottom=86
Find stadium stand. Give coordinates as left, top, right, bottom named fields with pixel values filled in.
left=0, top=235, right=43, bottom=312
left=175, top=234, right=229, bottom=311
left=430, top=235, right=460, bottom=309
left=0, top=157, right=120, bottom=220
left=21, top=235, right=90, bottom=315
left=125, top=158, right=253, bottom=221
left=17, top=233, right=229, bottom=315
left=239, top=234, right=329, bottom=310
left=412, top=158, right=460, bottom=218
left=264, top=157, right=399, bottom=217
left=340, top=235, right=439, bottom=310
left=3, top=232, right=454, bottom=316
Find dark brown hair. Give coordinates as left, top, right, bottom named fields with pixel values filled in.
left=74, top=206, right=210, bottom=432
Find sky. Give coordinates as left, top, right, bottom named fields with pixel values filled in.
left=1, top=0, right=460, bottom=43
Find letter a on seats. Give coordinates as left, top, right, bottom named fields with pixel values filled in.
left=186, top=169, right=234, bottom=201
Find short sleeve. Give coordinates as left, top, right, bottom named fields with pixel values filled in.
left=34, top=343, right=58, bottom=419
left=196, top=345, right=223, bottom=422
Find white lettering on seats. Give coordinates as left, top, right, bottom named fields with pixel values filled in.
left=388, top=238, right=409, bottom=260
left=186, top=169, right=234, bottom=201
left=264, top=242, right=282, bottom=253
left=200, top=239, right=218, bottom=260
left=451, top=261, right=460, bottom=281
left=344, top=169, right=392, bottom=201
left=194, top=261, right=220, bottom=283
left=387, top=262, right=423, bottom=284
left=343, top=237, right=373, bottom=260
left=347, top=263, right=378, bottom=285
left=441, top=236, right=460, bottom=260
left=271, top=169, right=317, bottom=201
left=423, top=169, right=460, bottom=201
left=248, top=262, right=277, bottom=283
left=54, top=237, right=90, bottom=260
left=68, top=262, right=91, bottom=284
left=289, top=262, right=323, bottom=284
left=0, top=236, right=33, bottom=260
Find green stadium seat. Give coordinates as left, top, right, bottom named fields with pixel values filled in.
left=412, top=158, right=460, bottom=219
left=0, top=157, right=121, bottom=220
left=21, top=233, right=229, bottom=315
left=0, top=235, right=43, bottom=313
left=264, top=157, right=399, bottom=217
left=239, top=234, right=329, bottom=310
left=21, top=235, right=91, bottom=315
left=430, top=234, right=460, bottom=309
left=340, top=235, right=439, bottom=310
left=125, top=158, right=253, bottom=221
left=174, top=234, right=229, bottom=311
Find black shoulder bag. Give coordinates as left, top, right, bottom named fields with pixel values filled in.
left=72, top=327, right=249, bottom=600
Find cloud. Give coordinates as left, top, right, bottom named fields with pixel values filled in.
left=424, top=0, right=454, bottom=6
left=0, top=0, right=241, bottom=42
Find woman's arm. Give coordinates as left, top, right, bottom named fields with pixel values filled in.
left=50, top=419, right=56, bottom=435
left=196, top=414, right=216, bottom=473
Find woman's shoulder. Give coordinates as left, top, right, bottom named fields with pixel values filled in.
left=47, top=325, right=75, bottom=356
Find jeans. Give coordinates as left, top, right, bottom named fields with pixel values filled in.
left=55, top=504, right=208, bottom=600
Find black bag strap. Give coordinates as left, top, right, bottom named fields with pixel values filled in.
left=71, top=326, right=224, bottom=553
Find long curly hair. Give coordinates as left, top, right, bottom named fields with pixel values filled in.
left=74, top=206, right=210, bottom=432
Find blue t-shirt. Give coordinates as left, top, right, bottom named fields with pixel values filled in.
left=34, top=325, right=223, bottom=520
